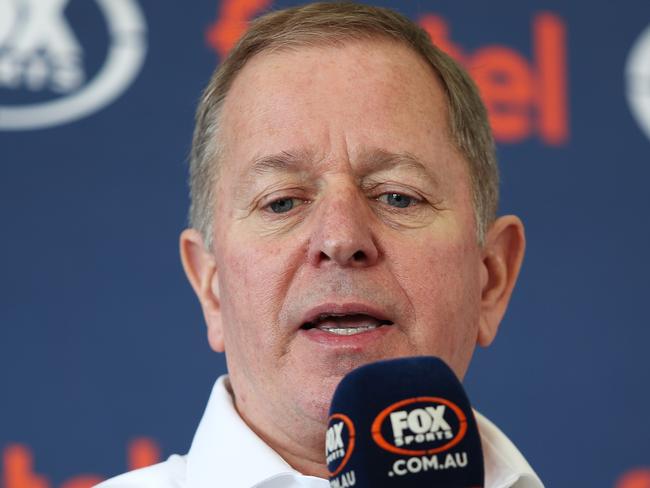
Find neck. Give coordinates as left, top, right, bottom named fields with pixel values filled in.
left=229, top=382, right=330, bottom=479
left=273, top=441, right=330, bottom=479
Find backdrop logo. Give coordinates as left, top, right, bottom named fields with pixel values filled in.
left=371, top=397, right=467, bottom=456
left=1, top=439, right=160, bottom=487
left=206, top=3, right=569, bottom=146
left=206, top=0, right=271, bottom=60
left=421, top=12, right=568, bottom=145
left=626, top=23, right=650, bottom=142
left=0, top=0, right=147, bottom=131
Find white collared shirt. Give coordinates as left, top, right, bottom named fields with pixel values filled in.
left=97, top=375, right=543, bottom=488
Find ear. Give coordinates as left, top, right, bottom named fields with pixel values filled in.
left=477, top=215, right=526, bottom=347
left=179, top=228, right=225, bottom=352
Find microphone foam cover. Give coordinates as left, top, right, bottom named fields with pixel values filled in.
left=326, top=356, right=484, bottom=487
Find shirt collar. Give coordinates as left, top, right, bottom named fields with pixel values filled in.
left=186, top=376, right=314, bottom=488
left=476, top=411, right=544, bottom=488
left=186, top=375, right=543, bottom=488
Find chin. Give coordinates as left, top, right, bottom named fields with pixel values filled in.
left=291, top=371, right=350, bottom=424
left=296, top=352, right=392, bottom=421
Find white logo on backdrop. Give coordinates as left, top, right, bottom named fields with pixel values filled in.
left=0, top=0, right=147, bottom=130
left=626, top=24, right=650, bottom=142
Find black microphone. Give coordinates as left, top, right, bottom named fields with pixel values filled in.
left=326, top=356, right=484, bottom=487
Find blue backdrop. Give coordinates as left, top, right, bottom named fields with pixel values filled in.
left=1, top=1, right=649, bottom=487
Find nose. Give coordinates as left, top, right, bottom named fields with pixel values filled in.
left=307, top=186, right=379, bottom=268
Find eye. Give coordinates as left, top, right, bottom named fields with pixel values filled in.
left=378, top=192, right=416, bottom=208
left=267, top=197, right=301, bottom=213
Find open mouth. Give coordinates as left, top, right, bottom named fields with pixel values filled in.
left=301, top=313, right=394, bottom=336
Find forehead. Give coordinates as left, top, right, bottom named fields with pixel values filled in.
left=218, top=40, right=462, bottom=183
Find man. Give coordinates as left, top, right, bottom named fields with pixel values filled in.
left=99, top=2, right=540, bottom=487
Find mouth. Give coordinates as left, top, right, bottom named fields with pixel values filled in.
left=301, top=313, right=394, bottom=336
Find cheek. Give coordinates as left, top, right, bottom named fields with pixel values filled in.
left=395, top=235, right=482, bottom=346
left=216, top=238, right=301, bottom=344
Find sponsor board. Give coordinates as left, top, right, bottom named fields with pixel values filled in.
left=0, top=0, right=147, bottom=130
left=626, top=23, right=650, bottom=142
left=1, top=439, right=159, bottom=488
left=206, top=2, right=569, bottom=146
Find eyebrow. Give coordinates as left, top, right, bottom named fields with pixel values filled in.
left=357, top=148, right=440, bottom=189
left=356, top=148, right=440, bottom=188
left=248, top=149, right=316, bottom=177
left=244, top=147, right=439, bottom=187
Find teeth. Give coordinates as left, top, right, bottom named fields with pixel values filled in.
left=301, top=313, right=394, bottom=333
left=317, top=325, right=378, bottom=335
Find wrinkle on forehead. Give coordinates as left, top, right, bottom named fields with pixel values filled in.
left=218, top=39, right=452, bottom=160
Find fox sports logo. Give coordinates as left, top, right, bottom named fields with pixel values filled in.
left=626, top=23, right=650, bottom=142
left=0, top=0, right=147, bottom=130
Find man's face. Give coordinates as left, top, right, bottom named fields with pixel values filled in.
left=209, top=41, right=485, bottom=424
